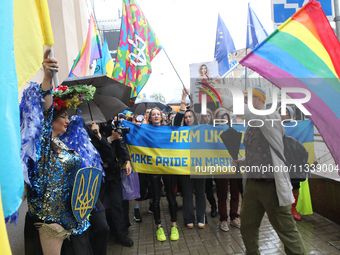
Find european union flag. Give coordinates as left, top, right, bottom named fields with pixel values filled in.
left=246, top=3, right=268, bottom=49
left=214, top=14, right=236, bottom=76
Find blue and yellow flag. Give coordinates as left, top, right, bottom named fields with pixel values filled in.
left=14, top=0, right=54, bottom=90
left=1, top=0, right=24, bottom=224
left=0, top=189, right=12, bottom=255
left=94, top=38, right=114, bottom=78
left=123, top=120, right=314, bottom=175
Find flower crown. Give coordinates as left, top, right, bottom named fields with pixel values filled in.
left=53, top=85, right=96, bottom=110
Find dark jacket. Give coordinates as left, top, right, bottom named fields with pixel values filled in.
left=87, top=127, right=130, bottom=181
left=173, top=110, right=198, bottom=126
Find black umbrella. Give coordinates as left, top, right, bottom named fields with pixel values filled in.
left=220, top=117, right=242, bottom=161
left=129, top=97, right=167, bottom=114
left=162, top=105, right=173, bottom=113
left=220, top=113, right=243, bottom=194
left=75, top=100, right=106, bottom=125
left=62, top=74, right=132, bottom=124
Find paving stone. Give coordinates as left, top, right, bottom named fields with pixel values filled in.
left=108, top=194, right=340, bottom=254
left=262, top=248, right=285, bottom=254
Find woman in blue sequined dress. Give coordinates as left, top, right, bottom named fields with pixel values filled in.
left=22, top=49, right=95, bottom=255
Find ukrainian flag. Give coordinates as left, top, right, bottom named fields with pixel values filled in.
left=94, top=38, right=114, bottom=78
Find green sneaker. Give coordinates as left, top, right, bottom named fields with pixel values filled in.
left=170, top=225, right=179, bottom=241
left=156, top=227, right=166, bottom=242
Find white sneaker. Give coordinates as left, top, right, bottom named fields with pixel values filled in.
left=220, top=221, right=229, bottom=232
left=186, top=223, right=194, bottom=229
left=230, top=218, right=241, bottom=228
left=198, top=222, right=205, bottom=229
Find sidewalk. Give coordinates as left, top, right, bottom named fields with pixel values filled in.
left=108, top=195, right=340, bottom=255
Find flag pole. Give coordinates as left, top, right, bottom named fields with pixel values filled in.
left=48, top=46, right=59, bottom=87
left=163, top=48, right=193, bottom=104
left=229, top=54, right=234, bottom=79
left=334, top=0, right=340, bottom=40
left=221, top=62, right=240, bottom=78
left=244, top=48, right=248, bottom=91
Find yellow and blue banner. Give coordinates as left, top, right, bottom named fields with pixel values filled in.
left=123, top=120, right=314, bottom=175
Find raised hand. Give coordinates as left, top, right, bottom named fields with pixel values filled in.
left=42, top=49, right=59, bottom=91
left=41, top=49, right=59, bottom=111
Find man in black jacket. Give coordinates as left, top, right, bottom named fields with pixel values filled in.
left=87, top=120, right=133, bottom=251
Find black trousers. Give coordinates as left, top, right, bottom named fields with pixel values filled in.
left=88, top=200, right=109, bottom=255
left=61, top=231, right=93, bottom=255
left=179, top=176, right=206, bottom=224
left=205, top=176, right=216, bottom=207
left=151, top=174, right=177, bottom=225
left=100, top=179, right=129, bottom=239
left=24, top=212, right=43, bottom=255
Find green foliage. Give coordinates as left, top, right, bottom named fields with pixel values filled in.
left=150, top=92, right=165, bottom=103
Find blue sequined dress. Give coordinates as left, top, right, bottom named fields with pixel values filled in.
left=21, top=83, right=89, bottom=235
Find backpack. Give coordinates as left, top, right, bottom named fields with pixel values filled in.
left=269, top=135, right=309, bottom=181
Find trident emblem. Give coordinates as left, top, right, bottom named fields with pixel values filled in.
left=128, top=35, right=147, bottom=66
left=72, top=167, right=102, bottom=222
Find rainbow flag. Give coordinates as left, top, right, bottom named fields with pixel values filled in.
left=112, top=0, right=162, bottom=101
left=240, top=0, right=340, bottom=168
left=69, top=13, right=102, bottom=77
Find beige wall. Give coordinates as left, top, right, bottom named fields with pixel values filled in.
left=48, top=0, right=89, bottom=81
left=74, top=0, right=89, bottom=50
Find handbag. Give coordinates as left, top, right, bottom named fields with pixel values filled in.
left=121, top=171, right=141, bottom=200
left=296, top=178, right=313, bottom=215
left=261, top=130, right=309, bottom=181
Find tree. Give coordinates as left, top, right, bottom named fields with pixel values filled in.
left=150, top=92, right=165, bottom=103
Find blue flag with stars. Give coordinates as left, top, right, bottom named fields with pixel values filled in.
left=246, top=3, right=268, bottom=49
left=214, top=14, right=236, bottom=76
